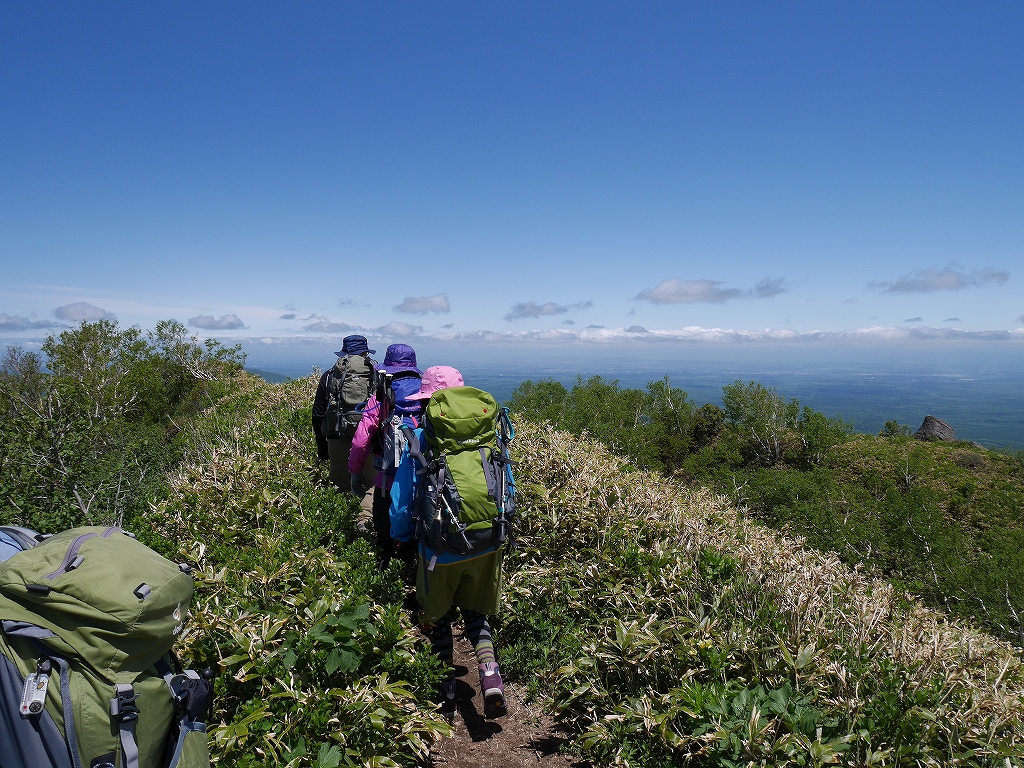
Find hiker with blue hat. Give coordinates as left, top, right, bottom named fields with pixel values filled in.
left=312, top=335, right=378, bottom=529
left=348, top=343, right=423, bottom=568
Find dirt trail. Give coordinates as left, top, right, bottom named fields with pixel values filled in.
left=423, top=635, right=590, bottom=768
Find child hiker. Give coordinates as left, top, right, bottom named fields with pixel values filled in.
left=388, top=365, right=515, bottom=720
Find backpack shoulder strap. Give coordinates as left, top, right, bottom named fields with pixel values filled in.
left=0, top=526, right=47, bottom=552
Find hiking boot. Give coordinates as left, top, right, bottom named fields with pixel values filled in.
left=438, top=673, right=457, bottom=720
left=478, top=662, right=507, bottom=719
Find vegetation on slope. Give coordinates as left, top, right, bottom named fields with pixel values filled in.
left=147, top=372, right=452, bottom=766
left=502, top=419, right=1024, bottom=766
left=510, top=376, right=1024, bottom=646
left=1, top=319, right=244, bottom=532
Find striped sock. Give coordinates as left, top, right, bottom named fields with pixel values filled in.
left=461, top=609, right=496, bottom=666
left=426, top=609, right=455, bottom=667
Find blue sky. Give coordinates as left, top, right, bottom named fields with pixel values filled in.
left=2, top=2, right=1022, bottom=374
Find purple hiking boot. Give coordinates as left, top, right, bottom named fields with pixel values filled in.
left=478, top=662, right=507, bottom=719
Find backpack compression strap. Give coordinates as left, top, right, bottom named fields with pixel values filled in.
left=110, top=685, right=140, bottom=768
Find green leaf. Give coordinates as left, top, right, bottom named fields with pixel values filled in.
left=316, top=743, right=342, bottom=768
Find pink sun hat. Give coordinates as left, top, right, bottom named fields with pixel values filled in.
left=407, top=365, right=464, bottom=400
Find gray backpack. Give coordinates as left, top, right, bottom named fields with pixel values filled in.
left=321, top=354, right=377, bottom=439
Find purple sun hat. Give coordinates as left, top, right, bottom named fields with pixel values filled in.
left=379, top=343, right=422, bottom=376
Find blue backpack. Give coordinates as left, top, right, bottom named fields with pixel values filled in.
left=0, top=527, right=47, bottom=563
left=375, top=372, right=423, bottom=479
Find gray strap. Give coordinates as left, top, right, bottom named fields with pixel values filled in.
left=110, top=684, right=140, bottom=768
left=480, top=447, right=497, bottom=500
left=402, top=425, right=426, bottom=468
left=2, top=620, right=56, bottom=640
left=48, top=655, right=84, bottom=768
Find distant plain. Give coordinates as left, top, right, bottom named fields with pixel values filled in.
left=246, top=342, right=1024, bottom=449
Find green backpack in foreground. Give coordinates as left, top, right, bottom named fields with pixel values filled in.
left=413, top=386, right=516, bottom=567
left=0, top=526, right=212, bottom=768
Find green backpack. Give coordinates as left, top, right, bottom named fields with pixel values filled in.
left=321, top=353, right=377, bottom=439
left=413, top=387, right=516, bottom=568
left=0, top=526, right=212, bottom=768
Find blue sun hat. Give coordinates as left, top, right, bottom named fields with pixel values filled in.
left=335, top=334, right=375, bottom=356
left=380, top=343, right=421, bottom=375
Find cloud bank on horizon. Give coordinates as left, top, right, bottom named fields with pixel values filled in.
left=2, top=259, right=1021, bottom=352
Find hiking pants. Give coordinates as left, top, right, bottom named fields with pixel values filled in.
left=371, top=486, right=415, bottom=570
left=330, top=439, right=374, bottom=527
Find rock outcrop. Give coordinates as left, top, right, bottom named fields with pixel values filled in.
left=914, top=415, right=956, bottom=442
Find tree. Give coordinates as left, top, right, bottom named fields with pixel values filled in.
left=721, top=380, right=799, bottom=465
left=796, top=407, right=852, bottom=466
left=0, top=319, right=246, bottom=531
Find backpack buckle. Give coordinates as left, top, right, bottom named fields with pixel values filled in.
left=110, top=684, right=139, bottom=722
left=167, top=670, right=201, bottom=707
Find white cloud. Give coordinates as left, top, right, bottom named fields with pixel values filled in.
left=872, top=265, right=1010, bottom=294
left=189, top=314, right=247, bottom=330
left=635, top=277, right=787, bottom=304
left=430, top=324, right=1024, bottom=345
left=634, top=278, right=743, bottom=304
left=504, top=300, right=592, bottom=321
left=0, top=313, right=62, bottom=332
left=280, top=313, right=297, bottom=320
left=54, top=302, right=115, bottom=322
left=393, top=293, right=451, bottom=315
left=752, top=277, right=787, bottom=298
left=376, top=320, right=422, bottom=337
left=904, top=317, right=924, bottom=323
left=303, top=320, right=355, bottom=333
left=229, top=323, right=1024, bottom=353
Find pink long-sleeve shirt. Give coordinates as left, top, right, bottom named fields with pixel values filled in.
left=348, top=394, right=388, bottom=488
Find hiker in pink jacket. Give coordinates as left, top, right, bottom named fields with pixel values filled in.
left=348, top=343, right=422, bottom=568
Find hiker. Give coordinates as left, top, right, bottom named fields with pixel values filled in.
left=312, top=335, right=378, bottom=529
left=348, top=342, right=423, bottom=567
left=388, top=366, right=512, bottom=720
